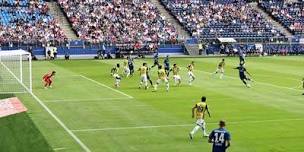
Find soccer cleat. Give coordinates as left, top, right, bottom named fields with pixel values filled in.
left=189, top=133, right=193, bottom=140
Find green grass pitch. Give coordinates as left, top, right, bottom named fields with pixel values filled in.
left=2, top=56, right=304, bottom=152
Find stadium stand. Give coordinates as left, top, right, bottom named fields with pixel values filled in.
left=259, top=0, right=304, bottom=35
left=160, top=0, right=284, bottom=39
left=57, top=0, right=178, bottom=44
left=0, top=0, right=66, bottom=44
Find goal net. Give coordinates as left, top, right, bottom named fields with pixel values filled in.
left=0, top=50, right=32, bottom=94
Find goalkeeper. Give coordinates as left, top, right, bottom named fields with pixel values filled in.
left=43, top=71, right=56, bottom=89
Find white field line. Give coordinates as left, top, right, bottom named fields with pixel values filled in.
left=0, top=91, right=27, bottom=94
left=53, top=147, right=67, bottom=151
left=79, top=75, right=134, bottom=99
left=44, top=97, right=131, bottom=103
left=0, top=61, right=91, bottom=151
left=188, top=68, right=303, bottom=92
left=71, top=118, right=304, bottom=132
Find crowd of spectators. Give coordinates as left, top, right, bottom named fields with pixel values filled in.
left=58, top=0, right=178, bottom=45
left=161, top=0, right=283, bottom=38
left=0, top=0, right=66, bottom=44
left=259, top=0, right=304, bottom=35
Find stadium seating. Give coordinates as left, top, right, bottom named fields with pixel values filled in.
left=259, top=0, right=304, bottom=35
left=0, top=0, right=66, bottom=44
left=57, top=0, right=178, bottom=44
left=161, top=0, right=283, bottom=39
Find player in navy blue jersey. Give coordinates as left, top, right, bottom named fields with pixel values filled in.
left=208, top=120, right=231, bottom=152
left=164, top=55, right=170, bottom=76
left=234, top=64, right=252, bottom=88
left=151, top=52, right=159, bottom=68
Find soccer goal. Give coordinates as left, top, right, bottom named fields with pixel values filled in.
left=0, top=50, right=32, bottom=94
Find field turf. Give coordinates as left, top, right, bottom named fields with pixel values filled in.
left=3, top=56, right=304, bottom=152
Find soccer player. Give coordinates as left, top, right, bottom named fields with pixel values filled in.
left=128, top=56, right=135, bottom=76
left=234, top=64, right=252, bottom=88
left=42, top=71, right=56, bottom=89
left=112, top=68, right=121, bottom=88
left=213, top=59, right=225, bottom=79
left=151, top=52, right=159, bottom=68
left=189, top=96, right=211, bottom=139
left=187, top=61, right=195, bottom=85
left=302, top=78, right=304, bottom=95
left=138, top=63, right=148, bottom=89
left=154, top=65, right=169, bottom=92
left=164, top=55, right=170, bottom=76
left=170, top=63, right=181, bottom=86
left=208, top=120, right=231, bottom=152
left=111, top=63, right=120, bottom=76
left=123, top=59, right=130, bottom=77
left=145, top=64, right=153, bottom=87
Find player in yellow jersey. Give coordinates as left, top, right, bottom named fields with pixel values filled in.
left=187, top=61, right=195, bottom=85
left=170, top=63, right=181, bottom=86
left=213, top=59, right=225, bottom=79
left=138, top=63, right=148, bottom=89
left=189, top=96, right=211, bottom=140
left=154, top=65, right=169, bottom=92
left=123, top=59, right=130, bottom=77
left=110, top=65, right=121, bottom=88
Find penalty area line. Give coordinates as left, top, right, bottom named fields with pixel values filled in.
left=79, top=75, right=134, bottom=99
left=44, top=97, right=132, bottom=103
left=71, top=118, right=304, bottom=132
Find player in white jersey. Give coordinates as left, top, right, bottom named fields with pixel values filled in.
left=187, top=61, right=195, bottom=85
left=123, top=59, right=130, bottom=77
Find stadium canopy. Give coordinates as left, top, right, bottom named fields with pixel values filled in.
left=217, top=38, right=237, bottom=43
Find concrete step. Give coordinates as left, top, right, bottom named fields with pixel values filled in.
left=150, top=0, right=190, bottom=39
left=47, top=2, right=78, bottom=40
left=250, top=2, right=293, bottom=37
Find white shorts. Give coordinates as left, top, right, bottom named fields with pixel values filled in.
left=188, top=71, right=195, bottom=77
left=156, top=78, right=168, bottom=84
left=195, top=119, right=205, bottom=127
left=216, top=67, right=224, bottom=73
left=173, top=75, right=181, bottom=80
left=140, top=75, right=148, bottom=82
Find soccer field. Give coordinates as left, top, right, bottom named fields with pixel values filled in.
left=7, top=56, right=304, bottom=152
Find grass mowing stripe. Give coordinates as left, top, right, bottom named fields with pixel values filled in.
left=187, top=68, right=303, bottom=92
left=79, top=75, right=134, bottom=99
left=44, top=97, right=132, bottom=103
left=71, top=118, right=304, bottom=132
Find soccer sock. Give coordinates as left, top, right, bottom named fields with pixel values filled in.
left=166, top=82, right=169, bottom=91
left=149, top=79, right=153, bottom=86
left=190, top=125, right=200, bottom=135
left=201, top=123, right=208, bottom=135
left=154, top=84, right=158, bottom=90
left=242, top=80, right=247, bottom=85
left=220, top=73, right=224, bottom=79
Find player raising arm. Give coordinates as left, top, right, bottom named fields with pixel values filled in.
left=42, top=71, right=56, bottom=89
left=234, top=64, right=252, bottom=88
left=213, top=59, right=225, bottom=79
left=187, top=61, right=195, bottom=85
left=189, top=96, right=211, bottom=140
left=208, top=120, right=231, bottom=152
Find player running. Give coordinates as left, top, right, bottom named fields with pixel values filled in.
left=138, top=63, right=148, bottom=89
left=111, top=66, right=121, bottom=88
left=151, top=52, right=159, bottom=68
left=189, top=96, right=211, bottom=140
left=187, top=61, right=195, bottom=85
left=213, top=59, right=225, bottom=79
left=145, top=64, right=153, bottom=87
left=123, top=59, right=130, bottom=77
left=234, top=64, right=252, bottom=88
left=42, top=71, right=56, bottom=89
left=153, top=65, right=169, bottom=92
left=208, top=120, right=231, bottom=152
left=170, top=64, right=181, bottom=86
left=164, top=55, right=170, bottom=76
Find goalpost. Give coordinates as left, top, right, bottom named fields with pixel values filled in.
left=0, top=50, right=32, bottom=94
